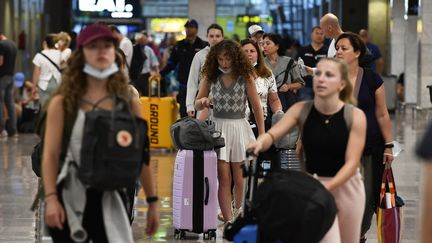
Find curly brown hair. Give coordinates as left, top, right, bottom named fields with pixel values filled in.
left=240, top=39, right=272, bottom=79
left=201, top=39, right=255, bottom=83
left=54, top=46, right=130, bottom=113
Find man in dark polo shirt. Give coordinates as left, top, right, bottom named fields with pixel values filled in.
left=161, top=19, right=208, bottom=117
left=296, top=26, right=328, bottom=100
left=359, top=29, right=384, bottom=74
left=0, top=31, right=18, bottom=137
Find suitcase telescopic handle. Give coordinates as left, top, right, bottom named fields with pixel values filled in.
left=204, top=177, right=210, bottom=205
left=148, top=76, right=161, bottom=98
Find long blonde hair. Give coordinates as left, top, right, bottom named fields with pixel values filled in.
left=318, top=58, right=356, bottom=105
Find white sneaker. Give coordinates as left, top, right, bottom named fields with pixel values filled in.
left=0, top=130, right=7, bottom=137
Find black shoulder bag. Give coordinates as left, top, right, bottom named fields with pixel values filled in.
left=79, top=96, right=149, bottom=190
left=277, top=58, right=298, bottom=112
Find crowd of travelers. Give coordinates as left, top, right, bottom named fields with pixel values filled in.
left=0, top=12, right=431, bottom=243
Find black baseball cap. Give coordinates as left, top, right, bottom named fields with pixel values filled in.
left=184, top=19, right=198, bottom=28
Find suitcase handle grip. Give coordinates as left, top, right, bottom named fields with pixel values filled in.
left=204, top=177, right=210, bottom=205
left=148, top=76, right=161, bottom=98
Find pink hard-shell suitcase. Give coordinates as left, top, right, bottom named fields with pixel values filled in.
left=173, top=149, right=218, bottom=240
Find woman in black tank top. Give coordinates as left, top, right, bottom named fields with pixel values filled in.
left=248, top=58, right=367, bottom=243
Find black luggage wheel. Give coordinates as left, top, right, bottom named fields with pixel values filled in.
left=174, top=229, right=186, bottom=239
left=203, top=230, right=216, bottom=240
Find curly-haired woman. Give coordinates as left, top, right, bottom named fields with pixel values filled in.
left=42, top=24, right=159, bottom=242
left=195, top=39, right=265, bottom=223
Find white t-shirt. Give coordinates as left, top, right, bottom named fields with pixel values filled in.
left=327, top=39, right=336, bottom=58
left=246, top=74, right=278, bottom=119
left=32, top=49, right=62, bottom=90
left=120, top=37, right=133, bottom=66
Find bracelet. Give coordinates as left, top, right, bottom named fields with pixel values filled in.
left=45, top=192, right=57, bottom=199
left=384, top=153, right=393, bottom=156
left=266, top=132, right=275, bottom=144
left=146, top=196, right=159, bottom=204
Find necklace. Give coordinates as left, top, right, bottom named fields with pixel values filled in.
left=321, top=114, right=335, bottom=124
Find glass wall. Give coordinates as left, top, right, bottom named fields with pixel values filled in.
left=140, top=0, right=335, bottom=45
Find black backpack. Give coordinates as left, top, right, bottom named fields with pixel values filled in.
left=129, top=44, right=147, bottom=81
left=79, top=96, right=149, bottom=190
left=253, top=170, right=337, bottom=243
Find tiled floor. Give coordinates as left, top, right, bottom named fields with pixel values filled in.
left=0, top=108, right=430, bottom=243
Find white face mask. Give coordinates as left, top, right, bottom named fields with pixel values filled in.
left=218, top=66, right=232, bottom=74
left=83, top=63, right=119, bottom=80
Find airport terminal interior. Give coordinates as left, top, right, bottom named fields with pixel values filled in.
left=0, top=108, right=430, bottom=242
left=1, top=0, right=432, bottom=242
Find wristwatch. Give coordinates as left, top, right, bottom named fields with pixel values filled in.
left=384, top=143, right=394, bottom=149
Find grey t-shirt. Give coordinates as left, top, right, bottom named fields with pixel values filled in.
left=0, top=39, right=17, bottom=76
left=264, top=55, right=305, bottom=88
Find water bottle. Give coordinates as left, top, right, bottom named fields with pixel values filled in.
left=297, top=57, right=307, bottom=77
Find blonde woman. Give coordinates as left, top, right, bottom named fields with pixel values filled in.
left=56, top=32, right=72, bottom=69
left=248, top=58, right=366, bottom=243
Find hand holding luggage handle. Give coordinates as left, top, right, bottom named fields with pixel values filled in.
left=377, top=163, right=404, bottom=243
left=379, top=163, right=401, bottom=209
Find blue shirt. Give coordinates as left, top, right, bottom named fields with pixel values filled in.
left=366, top=42, right=382, bottom=72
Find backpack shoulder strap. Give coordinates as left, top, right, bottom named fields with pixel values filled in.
left=343, top=104, right=354, bottom=131
left=59, top=101, right=79, bottom=166
left=298, top=101, right=314, bottom=134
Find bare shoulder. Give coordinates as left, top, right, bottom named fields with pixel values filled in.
left=130, top=96, right=143, bottom=118
left=47, top=95, right=65, bottom=113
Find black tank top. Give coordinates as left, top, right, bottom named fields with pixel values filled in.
left=302, top=105, right=349, bottom=177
